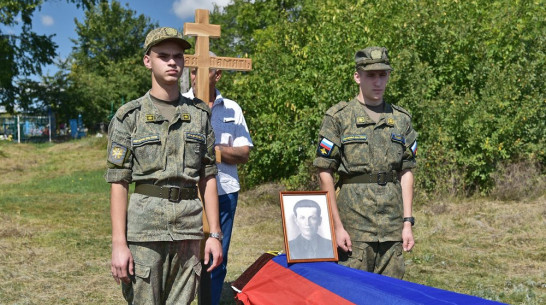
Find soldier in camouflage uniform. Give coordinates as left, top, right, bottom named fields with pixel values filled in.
left=314, top=47, right=417, bottom=279
left=105, top=27, right=223, bottom=304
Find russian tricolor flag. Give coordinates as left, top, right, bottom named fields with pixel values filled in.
left=411, top=140, right=418, bottom=157
left=319, top=138, right=334, bottom=156
left=233, top=253, right=506, bottom=305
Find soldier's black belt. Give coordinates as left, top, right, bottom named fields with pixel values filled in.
left=342, top=171, right=398, bottom=185
left=134, top=183, right=198, bottom=202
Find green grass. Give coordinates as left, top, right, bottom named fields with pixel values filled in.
left=0, top=137, right=544, bottom=304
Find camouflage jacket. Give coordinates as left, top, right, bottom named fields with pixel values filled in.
left=313, top=97, right=417, bottom=242
left=105, top=92, right=217, bottom=242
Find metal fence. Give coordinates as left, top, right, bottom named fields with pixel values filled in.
left=0, top=115, right=55, bottom=143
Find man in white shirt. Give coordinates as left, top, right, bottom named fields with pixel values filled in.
left=183, top=53, right=253, bottom=305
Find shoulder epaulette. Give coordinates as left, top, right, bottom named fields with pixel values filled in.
left=326, top=101, right=348, bottom=116
left=392, top=104, right=412, bottom=118
left=115, top=99, right=141, bottom=120
left=191, top=97, right=212, bottom=115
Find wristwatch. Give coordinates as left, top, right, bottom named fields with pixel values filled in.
left=403, top=217, right=415, bottom=226
left=209, top=232, right=223, bottom=241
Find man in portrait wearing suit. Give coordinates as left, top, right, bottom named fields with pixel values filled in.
left=288, top=200, right=334, bottom=259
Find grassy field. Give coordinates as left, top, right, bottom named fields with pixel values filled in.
left=0, top=137, right=544, bottom=304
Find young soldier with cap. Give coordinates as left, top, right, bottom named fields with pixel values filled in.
left=314, top=47, right=418, bottom=279
left=105, top=27, right=223, bottom=304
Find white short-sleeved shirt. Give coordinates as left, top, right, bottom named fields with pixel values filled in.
left=183, top=89, right=253, bottom=195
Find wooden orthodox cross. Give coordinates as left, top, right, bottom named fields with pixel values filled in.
left=183, top=9, right=252, bottom=104
left=183, top=9, right=252, bottom=270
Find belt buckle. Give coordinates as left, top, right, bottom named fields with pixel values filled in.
left=377, top=172, right=388, bottom=186
left=168, top=186, right=181, bottom=202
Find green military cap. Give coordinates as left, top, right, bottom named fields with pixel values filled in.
left=144, top=27, right=191, bottom=54
left=355, top=46, right=393, bottom=71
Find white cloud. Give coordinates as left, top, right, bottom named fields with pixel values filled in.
left=41, top=15, right=54, bottom=26
left=172, top=0, right=230, bottom=20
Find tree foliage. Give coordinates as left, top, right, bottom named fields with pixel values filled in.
left=66, top=0, right=156, bottom=127
left=0, top=0, right=99, bottom=112
left=211, top=0, right=545, bottom=195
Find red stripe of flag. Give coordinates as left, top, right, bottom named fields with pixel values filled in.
left=236, top=259, right=354, bottom=305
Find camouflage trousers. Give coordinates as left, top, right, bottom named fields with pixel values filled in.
left=338, top=241, right=405, bottom=279
left=122, top=240, right=202, bottom=305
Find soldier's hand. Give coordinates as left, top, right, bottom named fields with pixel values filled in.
left=402, top=224, right=414, bottom=252
left=204, top=237, right=223, bottom=272
left=111, top=242, right=134, bottom=284
left=336, top=228, right=353, bottom=252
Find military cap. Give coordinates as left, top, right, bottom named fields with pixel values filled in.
left=144, top=27, right=191, bottom=54
left=355, top=46, right=393, bottom=71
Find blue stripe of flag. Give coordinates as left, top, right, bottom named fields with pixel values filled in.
left=271, top=254, right=505, bottom=305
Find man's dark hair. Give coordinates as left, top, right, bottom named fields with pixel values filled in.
left=293, top=199, right=321, bottom=217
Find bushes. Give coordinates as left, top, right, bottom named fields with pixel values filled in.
left=490, top=160, right=545, bottom=201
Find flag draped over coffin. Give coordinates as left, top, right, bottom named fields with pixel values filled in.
left=232, top=253, right=506, bottom=305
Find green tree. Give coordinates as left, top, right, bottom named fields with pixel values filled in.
left=0, top=0, right=99, bottom=112
left=15, top=58, right=78, bottom=126
left=210, top=0, right=303, bottom=56
left=66, top=0, right=156, bottom=128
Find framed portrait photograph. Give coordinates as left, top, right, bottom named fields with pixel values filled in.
left=280, top=191, right=338, bottom=263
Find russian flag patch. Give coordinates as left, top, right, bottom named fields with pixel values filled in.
left=410, top=141, right=418, bottom=157
left=318, top=138, right=334, bottom=156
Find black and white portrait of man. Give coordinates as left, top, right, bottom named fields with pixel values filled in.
left=286, top=198, right=335, bottom=260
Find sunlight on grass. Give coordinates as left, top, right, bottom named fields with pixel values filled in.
left=0, top=138, right=544, bottom=304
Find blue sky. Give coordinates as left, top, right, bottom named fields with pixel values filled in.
left=2, top=0, right=229, bottom=78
